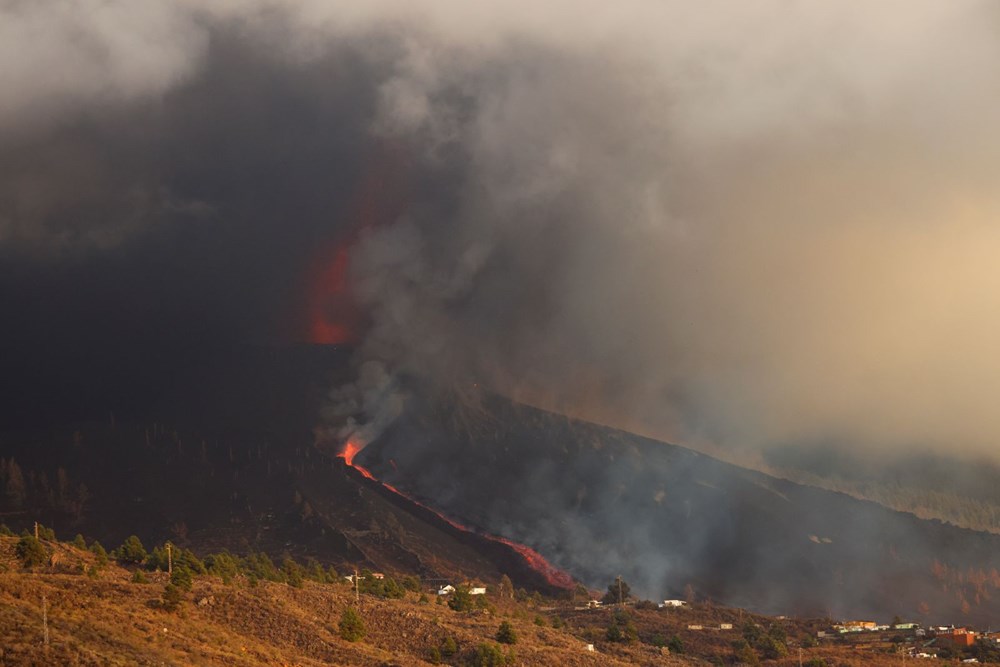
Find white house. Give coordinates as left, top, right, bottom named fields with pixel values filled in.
left=661, top=600, right=687, bottom=608
left=469, top=587, right=487, bottom=596
left=438, top=585, right=456, bottom=596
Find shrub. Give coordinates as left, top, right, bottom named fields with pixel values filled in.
left=16, top=535, right=49, bottom=567
left=496, top=621, right=518, bottom=645
left=171, top=565, right=193, bottom=591
left=205, top=552, right=239, bottom=584
left=533, top=615, right=546, bottom=627
left=146, top=545, right=169, bottom=572
left=117, top=535, right=147, bottom=564
left=282, top=557, right=304, bottom=588
left=37, top=525, right=56, bottom=541
left=339, top=607, right=365, bottom=642
left=242, top=552, right=282, bottom=582
left=601, top=576, right=631, bottom=605
left=441, top=636, right=458, bottom=657
left=668, top=634, right=684, bottom=654
left=305, top=558, right=325, bottom=583
left=162, top=583, right=183, bottom=612
left=448, top=586, right=474, bottom=612
left=72, top=534, right=87, bottom=549
left=0, top=524, right=13, bottom=537
left=132, top=570, right=149, bottom=584
left=471, top=643, right=509, bottom=667
left=89, top=541, right=109, bottom=567
left=179, top=549, right=206, bottom=575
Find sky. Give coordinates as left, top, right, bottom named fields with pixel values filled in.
left=3, top=1, right=1000, bottom=459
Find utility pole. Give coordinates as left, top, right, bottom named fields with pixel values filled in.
left=41, top=594, right=49, bottom=652
left=617, top=575, right=623, bottom=607
left=798, top=647, right=802, bottom=667
left=34, top=521, right=39, bottom=540
left=166, top=543, right=173, bottom=576
left=354, top=569, right=360, bottom=604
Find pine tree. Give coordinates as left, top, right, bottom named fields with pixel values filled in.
left=496, top=620, right=517, bottom=645
left=339, top=607, right=365, bottom=642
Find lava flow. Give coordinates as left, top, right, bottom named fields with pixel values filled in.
left=337, top=441, right=575, bottom=590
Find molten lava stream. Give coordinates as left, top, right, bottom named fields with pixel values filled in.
left=337, top=441, right=574, bottom=589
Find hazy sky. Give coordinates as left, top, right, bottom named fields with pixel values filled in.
left=3, top=1, right=1000, bottom=458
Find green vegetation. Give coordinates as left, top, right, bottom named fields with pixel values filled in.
left=15, top=535, right=48, bottom=567
left=89, top=540, right=109, bottom=567
left=605, top=608, right=638, bottom=643
left=495, top=620, right=517, bottom=644
left=339, top=607, right=365, bottom=642
left=356, top=568, right=405, bottom=599
left=470, top=643, right=513, bottom=666
left=601, top=576, right=632, bottom=605
left=448, top=585, right=474, bottom=612
left=117, top=535, right=147, bottom=564
left=171, top=565, right=193, bottom=591
left=161, top=583, right=183, bottom=612
left=72, top=533, right=86, bottom=549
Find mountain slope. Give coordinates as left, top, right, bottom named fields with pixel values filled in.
left=361, top=388, right=1000, bottom=625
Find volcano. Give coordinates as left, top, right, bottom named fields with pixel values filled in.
left=8, top=346, right=1000, bottom=625
left=356, top=386, right=1000, bottom=626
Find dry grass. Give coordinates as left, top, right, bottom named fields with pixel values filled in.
left=0, top=537, right=941, bottom=666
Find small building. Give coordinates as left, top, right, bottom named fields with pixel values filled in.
left=371, top=572, right=385, bottom=580
left=687, top=624, right=703, bottom=631
left=938, top=628, right=977, bottom=648
left=469, top=587, right=487, bottom=596
left=438, top=585, right=456, bottom=596
left=587, top=600, right=603, bottom=608
left=719, top=623, right=733, bottom=630
left=839, top=620, right=877, bottom=632
left=584, top=644, right=595, bottom=652
left=662, top=599, right=687, bottom=608
left=894, top=622, right=920, bottom=630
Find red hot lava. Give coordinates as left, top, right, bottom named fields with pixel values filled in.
left=336, top=440, right=574, bottom=590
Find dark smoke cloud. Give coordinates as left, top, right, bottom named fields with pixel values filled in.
left=4, top=2, right=1000, bottom=459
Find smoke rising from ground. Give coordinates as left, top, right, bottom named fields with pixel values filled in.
left=4, top=2, right=1000, bottom=457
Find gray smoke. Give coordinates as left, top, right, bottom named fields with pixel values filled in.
left=4, top=1, right=1000, bottom=458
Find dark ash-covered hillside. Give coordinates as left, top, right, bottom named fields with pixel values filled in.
left=360, top=388, right=1000, bottom=625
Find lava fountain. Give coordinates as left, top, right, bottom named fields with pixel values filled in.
left=336, top=440, right=575, bottom=590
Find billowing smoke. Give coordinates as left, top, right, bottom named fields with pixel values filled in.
left=4, top=1, right=1000, bottom=458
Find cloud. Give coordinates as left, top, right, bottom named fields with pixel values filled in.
left=4, top=1, right=1000, bottom=456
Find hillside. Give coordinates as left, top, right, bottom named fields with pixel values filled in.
left=361, top=388, right=1000, bottom=626
left=0, top=534, right=927, bottom=666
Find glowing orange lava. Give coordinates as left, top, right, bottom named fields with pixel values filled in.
left=300, top=140, right=412, bottom=345
left=337, top=440, right=375, bottom=480
left=337, top=440, right=574, bottom=589
left=305, top=242, right=358, bottom=345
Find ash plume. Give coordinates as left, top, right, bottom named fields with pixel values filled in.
left=3, top=1, right=1000, bottom=461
